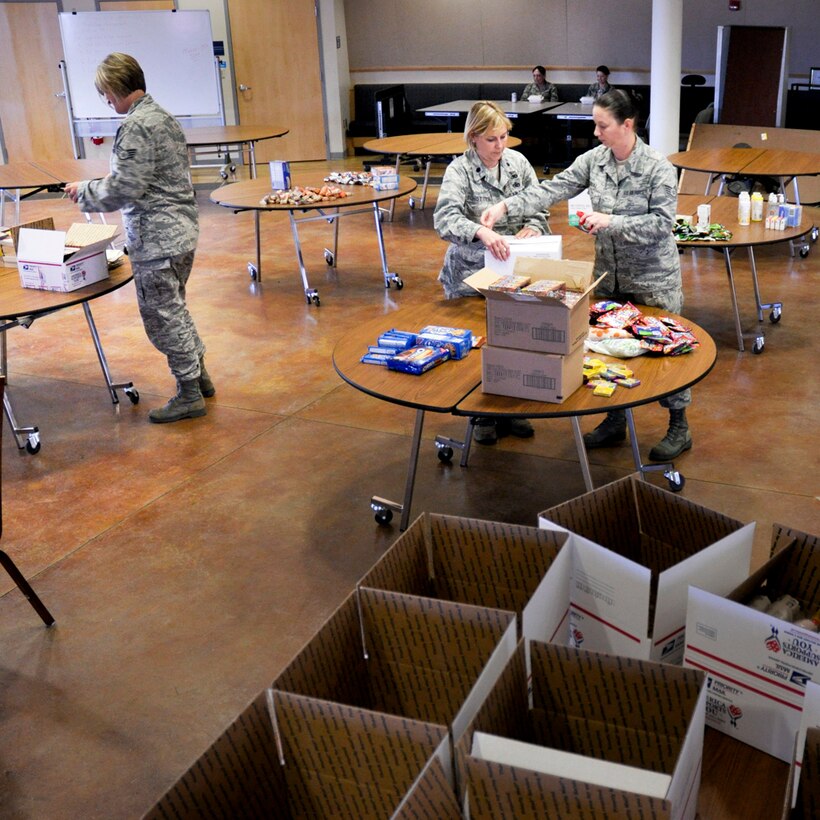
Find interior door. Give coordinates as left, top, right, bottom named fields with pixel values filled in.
left=0, top=2, right=74, bottom=163
left=227, top=0, right=326, bottom=162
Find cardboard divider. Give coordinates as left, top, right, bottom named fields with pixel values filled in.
left=358, top=512, right=568, bottom=636
left=455, top=639, right=707, bottom=819
left=538, top=473, right=755, bottom=663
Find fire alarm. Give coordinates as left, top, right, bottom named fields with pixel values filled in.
left=91, top=136, right=104, bottom=145
left=729, top=0, right=741, bottom=9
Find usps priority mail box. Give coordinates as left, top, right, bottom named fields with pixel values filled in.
left=538, top=474, right=755, bottom=664
left=17, top=226, right=112, bottom=292
left=685, top=523, right=820, bottom=762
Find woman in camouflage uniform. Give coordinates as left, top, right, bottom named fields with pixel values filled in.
left=66, top=53, right=213, bottom=425
left=521, top=66, right=560, bottom=103
left=480, top=89, right=692, bottom=462
left=433, top=100, right=549, bottom=444
left=586, top=66, right=612, bottom=100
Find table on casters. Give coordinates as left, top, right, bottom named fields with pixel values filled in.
left=333, top=299, right=717, bottom=530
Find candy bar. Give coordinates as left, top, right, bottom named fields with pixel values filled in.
left=488, top=274, right=531, bottom=292
left=387, top=345, right=450, bottom=375
left=521, top=279, right=566, bottom=298
left=596, top=302, right=643, bottom=328
left=593, top=382, right=617, bottom=397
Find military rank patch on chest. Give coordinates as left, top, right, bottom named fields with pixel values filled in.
left=115, top=147, right=137, bottom=161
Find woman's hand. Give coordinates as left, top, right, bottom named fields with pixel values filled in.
left=480, top=201, right=507, bottom=229
left=64, top=181, right=80, bottom=203
left=515, top=227, right=540, bottom=239
left=579, top=211, right=611, bottom=234
left=476, top=226, right=510, bottom=261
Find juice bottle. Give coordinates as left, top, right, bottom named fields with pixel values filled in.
left=737, top=191, right=751, bottom=226
left=751, top=191, right=763, bottom=222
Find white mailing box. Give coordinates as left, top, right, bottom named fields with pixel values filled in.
left=17, top=226, right=113, bottom=292
left=482, top=234, right=562, bottom=277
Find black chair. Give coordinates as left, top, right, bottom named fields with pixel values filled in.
left=0, top=377, right=55, bottom=626
left=681, top=74, right=706, bottom=87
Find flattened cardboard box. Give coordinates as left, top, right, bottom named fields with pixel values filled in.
left=481, top=342, right=585, bottom=402
left=17, top=222, right=118, bottom=292
left=456, top=639, right=706, bottom=820
left=685, top=523, right=820, bottom=762
left=465, top=258, right=604, bottom=355
left=358, top=512, right=568, bottom=636
left=143, top=687, right=462, bottom=818
left=538, top=473, right=755, bottom=663
left=273, top=587, right=516, bottom=744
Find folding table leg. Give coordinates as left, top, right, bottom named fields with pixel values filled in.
left=570, top=417, right=594, bottom=492
left=372, top=203, right=403, bottom=290
left=624, top=408, right=685, bottom=492
left=0, top=550, right=55, bottom=626
left=82, top=303, right=138, bottom=406
left=288, top=212, right=319, bottom=305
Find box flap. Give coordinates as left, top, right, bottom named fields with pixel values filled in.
left=17, top=227, right=67, bottom=264
left=64, top=222, right=119, bottom=247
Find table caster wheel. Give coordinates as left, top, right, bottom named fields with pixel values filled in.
left=124, top=386, right=140, bottom=405
left=394, top=277, right=404, bottom=290
left=247, top=263, right=258, bottom=281
left=665, top=470, right=685, bottom=492
left=752, top=337, right=765, bottom=354
left=324, top=249, right=334, bottom=266
left=437, top=446, right=454, bottom=463
left=811, top=226, right=818, bottom=242
left=220, top=170, right=228, bottom=181
left=310, top=294, right=320, bottom=307
left=769, top=306, right=782, bottom=324
left=26, top=432, right=41, bottom=455
left=800, top=245, right=809, bottom=258
left=374, top=508, right=393, bottom=525
left=409, top=197, right=416, bottom=209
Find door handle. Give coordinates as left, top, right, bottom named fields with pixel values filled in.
left=238, top=84, right=252, bottom=92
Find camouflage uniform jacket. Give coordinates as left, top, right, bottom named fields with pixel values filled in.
left=76, top=94, right=198, bottom=263
left=434, top=148, right=549, bottom=298
left=504, top=137, right=681, bottom=296
left=585, top=81, right=612, bottom=100
left=521, top=81, right=560, bottom=102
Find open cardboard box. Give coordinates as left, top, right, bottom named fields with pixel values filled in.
left=456, top=638, right=706, bottom=819
left=537, top=474, right=755, bottom=663
left=685, top=523, right=820, bottom=762
left=17, top=221, right=118, bottom=292
left=143, top=687, right=463, bottom=819
left=465, top=257, right=604, bottom=355
left=273, top=587, right=516, bottom=747
left=358, top=512, right=568, bottom=637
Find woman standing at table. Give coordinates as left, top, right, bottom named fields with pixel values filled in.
left=480, top=89, right=692, bottom=462
left=521, top=66, right=560, bottom=102
left=434, top=100, right=549, bottom=445
left=65, top=52, right=214, bottom=425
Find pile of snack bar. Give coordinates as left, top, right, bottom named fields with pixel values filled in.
left=323, top=171, right=373, bottom=186
left=583, top=358, right=640, bottom=397
left=259, top=185, right=351, bottom=206
left=361, top=326, right=479, bottom=375
left=746, top=589, right=820, bottom=631
left=486, top=274, right=585, bottom=307
left=589, top=301, right=700, bottom=355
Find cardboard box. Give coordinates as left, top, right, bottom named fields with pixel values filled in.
left=481, top=342, right=585, bottom=403
left=466, top=258, right=603, bottom=355
left=455, top=639, right=707, bottom=819
left=482, top=234, right=562, bottom=277
left=273, top=587, right=516, bottom=745
left=358, top=512, right=568, bottom=637
left=685, top=523, right=820, bottom=762
left=17, top=222, right=118, bottom=292
left=143, top=687, right=463, bottom=818
left=538, top=474, right=755, bottom=663
left=782, top=701, right=820, bottom=819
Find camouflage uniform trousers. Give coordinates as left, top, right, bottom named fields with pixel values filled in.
left=597, top=284, right=691, bottom=410
left=132, top=250, right=205, bottom=383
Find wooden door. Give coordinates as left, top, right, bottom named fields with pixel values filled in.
left=227, top=0, right=326, bottom=162
left=0, top=2, right=74, bottom=163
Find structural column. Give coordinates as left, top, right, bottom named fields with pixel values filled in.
left=649, top=0, right=683, bottom=156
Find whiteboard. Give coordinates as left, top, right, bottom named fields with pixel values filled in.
left=59, top=10, right=220, bottom=120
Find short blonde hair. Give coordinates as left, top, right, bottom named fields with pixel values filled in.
left=464, top=101, right=512, bottom=147
left=94, top=53, right=146, bottom=99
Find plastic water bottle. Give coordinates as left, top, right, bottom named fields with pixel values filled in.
left=767, top=192, right=778, bottom=220
left=737, top=191, right=751, bottom=226
left=511, top=92, right=517, bottom=102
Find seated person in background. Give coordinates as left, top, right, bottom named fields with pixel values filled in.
left=521, top=65, right=560, bottom=102
left=434, top=100, right=549, bottom=445
left=586, top=65, right=612, bottom=99
left=694, top=101, right=714, bottom=124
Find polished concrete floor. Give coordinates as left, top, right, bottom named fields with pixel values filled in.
left=0, top=157, right=817, bottom=819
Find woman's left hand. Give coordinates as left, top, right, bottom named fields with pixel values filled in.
left=579, top=211, right=611, bottom=234
left=515, top=227, right=540, bottom=239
